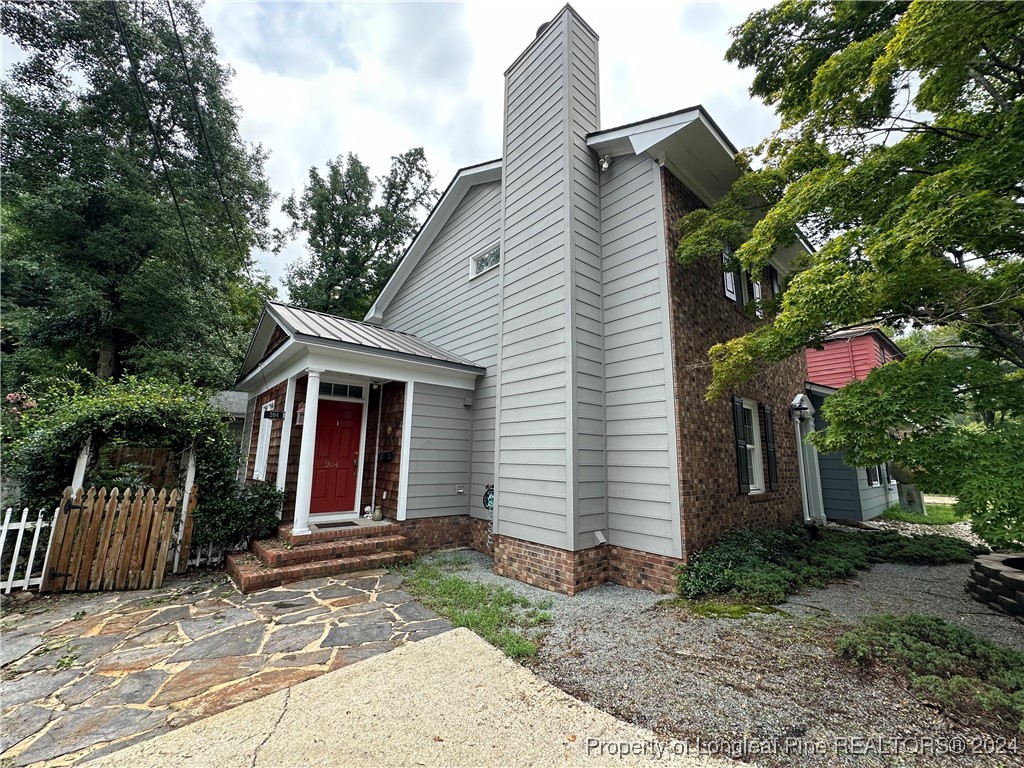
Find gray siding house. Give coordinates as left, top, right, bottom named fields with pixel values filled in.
left=232, top=5, right=813, bottom=595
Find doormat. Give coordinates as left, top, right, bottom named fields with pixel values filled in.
left=313, top=521, right=358, bottom=530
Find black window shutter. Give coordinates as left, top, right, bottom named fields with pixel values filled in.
left=735, top=268, right=746, bottom=306
left=733, top=397, right=750, bottom=494
left=763, top=404, right=779, bottom=491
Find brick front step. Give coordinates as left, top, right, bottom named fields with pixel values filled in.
left=278, top=521, right=399, bottom=546
left=252, top=534, right=410, bottom=567
left=227, top=549, right=416, bottom=593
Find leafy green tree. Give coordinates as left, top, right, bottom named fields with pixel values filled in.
left=1, top=0, right=274, bottom=390
left=277, top=149, right=438, bottom=319
left=675, top=1, right=1023, bottom=547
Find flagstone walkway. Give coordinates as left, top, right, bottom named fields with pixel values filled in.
left=0, top=569, right=451, bottom=767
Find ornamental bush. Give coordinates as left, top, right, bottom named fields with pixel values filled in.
left=4, top=375, right=271, bottom=549
left=676, top=523, right=987, bottom=604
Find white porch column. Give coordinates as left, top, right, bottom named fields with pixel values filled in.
left=292, top=369, right=323, bottom=536
left=275, top=375, right=297, bottom=495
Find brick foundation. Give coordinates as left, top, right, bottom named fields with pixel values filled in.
left=492, top=534, right=681, bottom=595
left=468, top=517, right=493, bottom=556
left=607, top=546, right=679, bottom=593
left=398, top=515, right=471, bottom=552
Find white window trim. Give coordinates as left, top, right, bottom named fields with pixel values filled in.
left=252, top=400, right=275, bottom=481
left=722, top=248, right=737, bottom=301
left=468, top=241, right=500, bottom=281
left=741, top=398, right=765, bottom=494
left=866, top=465, right=882, bottom=487
left=751, top=278, right=764, bottom=318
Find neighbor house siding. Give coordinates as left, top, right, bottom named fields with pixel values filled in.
left=810, top=391, right=863, bottom=521
left=382, top=180, right=501, bottom=520
left=599, top=155, right=679, bottom=557
left=405, top=383, right=472, bottom=519
left=858, top=470, right=890, bottom=519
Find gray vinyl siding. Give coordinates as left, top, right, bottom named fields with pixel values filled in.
left=818, top=455, right=862, bottom=520
left=405, top=383, right=472, bottom=519
left=569, top=20, right=604, bottom=550
left=382, top=181, right=501, bottom=519
left=811, top=391, right=864, bottom=521
left=496, top=10, right=600, bottom=551
left=600, top=154, right=678, bottom=556
left=857, top=470, right=890, bottom=520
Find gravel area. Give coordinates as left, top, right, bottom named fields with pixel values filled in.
left=855, top=516, right=987, bottom=548
left=437, top=548, right=1024, bottom=768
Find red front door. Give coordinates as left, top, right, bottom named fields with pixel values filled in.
left=310, top=400, right=363, bottom=514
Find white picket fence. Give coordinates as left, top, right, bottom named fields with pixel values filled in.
left=0, top=502, right=240, bottom=594
left=0, top=506, right=59, bottom=594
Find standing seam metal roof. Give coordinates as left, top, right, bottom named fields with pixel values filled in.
left=268, top=302, right=485, bottom=371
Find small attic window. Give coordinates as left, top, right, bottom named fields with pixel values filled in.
left=470, top=242, right=500, bottom=279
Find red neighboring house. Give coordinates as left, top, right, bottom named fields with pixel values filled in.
left=806, top=327, right=904, bottom=388
left=804, top=327, right=905, bottom=522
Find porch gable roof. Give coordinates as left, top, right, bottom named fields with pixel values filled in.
left=238, top=301, right=486, bottom=384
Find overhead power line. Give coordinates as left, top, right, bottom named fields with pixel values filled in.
left=108, top=0, right=199, bottom=270
left=165, top=0, right=248, bottom=267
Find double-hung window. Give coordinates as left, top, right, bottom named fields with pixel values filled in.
left=732, top=397, right=779, bottom=494
left=866, top=465, right=881, bottom=486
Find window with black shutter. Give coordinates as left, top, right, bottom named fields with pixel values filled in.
left=733, top=396, right=750, bottom=494
left=763, top=404, right=779, bottom=491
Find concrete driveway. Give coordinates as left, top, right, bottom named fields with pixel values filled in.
left=1, top=569, right=450, bottom=766
left=86, top=628, right=734, bottom=768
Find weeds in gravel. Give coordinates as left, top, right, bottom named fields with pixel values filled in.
left=685, top=602, right=782, bottom=619
left=882, top=503, right=962, bottom=526
left=397, top=553, right=552, bottom=659
left=837, top=614, right=1024, bottom=733
left=676, top=524, right=987, bottom=604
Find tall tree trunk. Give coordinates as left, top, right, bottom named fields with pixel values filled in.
left=96, top=337, right=117, bottom=379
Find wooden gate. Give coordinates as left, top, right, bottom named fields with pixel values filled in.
left=42, top=485, right=197, bottom=592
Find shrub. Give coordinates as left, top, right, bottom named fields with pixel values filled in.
left=837, top=614, right=1024, bottom=733
left=4, top=375, right=266, bottom=550
left=194, top=480, right=283, bottom=550
left=676, top=523, right=986, bottom=604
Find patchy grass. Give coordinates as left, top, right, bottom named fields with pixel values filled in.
left=677, top=524, right=987, bottom=605
left=837, top=614, right=1024, bottom=733
left=396, top=552, right=552, bottom=659
left=883, top=503, right=962, bottom=526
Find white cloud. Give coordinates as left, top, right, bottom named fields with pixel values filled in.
left=5, top=2, right=779, bottom=297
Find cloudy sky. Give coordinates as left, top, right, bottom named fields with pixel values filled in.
left=197, top=0, right=779, bottom=294
left=3, top=1, right=779, bottom=295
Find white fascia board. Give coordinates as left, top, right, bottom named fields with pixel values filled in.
left=695, top=112, right=737, bottom=159
left=806, top=381, right=838, bottom=398
left=303, top=344, right=481, bottom=390
left=364, top=160, right=503, bottom=325
left=235, top=340, right=305, bottom=392
left=587, top=109, right=701, bottom=157
left=237, top=301, right=302, bottom=382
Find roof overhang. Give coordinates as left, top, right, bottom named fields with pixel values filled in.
left=237, top=303, right=486, bottom=392
left=364, top=159, right=503, bottom=325
left=587, top=106, right=739, bottom=204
